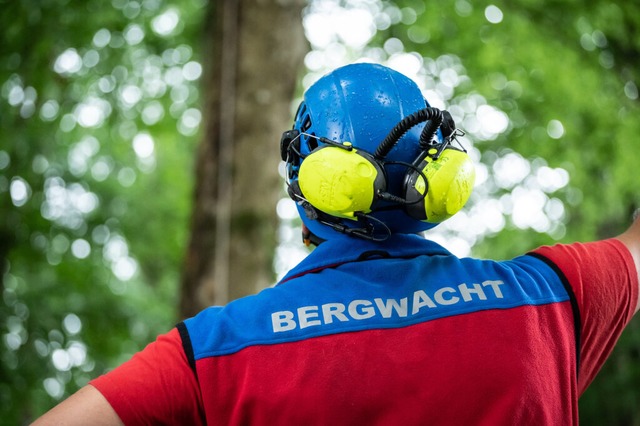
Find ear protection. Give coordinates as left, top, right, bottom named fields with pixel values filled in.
left=281, top=107, right=475, bottom=225
left=297, top=142, right=386, bottom=219
left=403, top=144, right=475, bottom=223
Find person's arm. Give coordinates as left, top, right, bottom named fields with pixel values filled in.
left=31, top=385, right=123, bottom=426
left=616, top=211, right=640, bottom=314
left=31, top=327, right=204, bottom=425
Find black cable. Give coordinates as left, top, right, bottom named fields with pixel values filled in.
left=374, top=107, right=443, bottom=160
left=376, top=160, right=429, bottom=207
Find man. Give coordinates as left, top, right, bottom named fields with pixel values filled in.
left=34, top=63, right=639, bottom=425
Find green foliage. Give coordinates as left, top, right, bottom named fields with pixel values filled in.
left=385, top=0, right=640, bottom=243
left=0, top=0, right=206, bottom=421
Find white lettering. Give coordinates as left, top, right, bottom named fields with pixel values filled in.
left=412, top=290, right=437, bottom=314
left=272, top=311, right=296, bottom=333
left=349, top=300, right=375, bottom=319
left=434, top=287, right=459, bottom=305
left=270, top=278, right=511, bottom=333
left=322, top=303, right=348, bottom=324
left=298, top=306, right=321, bottom=329
left=374, top=297, right=408, bottom=318
left=483, top=280, right=505, bottom=298
left=458, top=283, right=487, bottom=302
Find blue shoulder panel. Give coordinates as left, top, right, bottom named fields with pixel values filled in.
left=184, top=240, right=568, bottom=361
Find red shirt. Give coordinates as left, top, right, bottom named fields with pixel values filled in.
left=91, top=238, right=637, bottom=425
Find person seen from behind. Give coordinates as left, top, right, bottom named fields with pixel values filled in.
left=34, top=62, right=639, bottom=425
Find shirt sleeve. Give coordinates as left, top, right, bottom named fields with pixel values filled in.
left=532, top=238, right=638, bottom=394
left=89, top=327, right=205, bottom=425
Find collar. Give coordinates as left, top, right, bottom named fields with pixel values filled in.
left=278, top=233, right=452, bottom=285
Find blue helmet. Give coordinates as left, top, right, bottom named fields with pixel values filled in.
left=281, top=63, right=467, bottom=243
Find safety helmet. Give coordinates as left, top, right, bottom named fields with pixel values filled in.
left=280, top=62, right=474, bottom=244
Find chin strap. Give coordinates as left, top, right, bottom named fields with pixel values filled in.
left=288, top=180, right=391, bottom=244
left=301, top=224, right=326, bottom=247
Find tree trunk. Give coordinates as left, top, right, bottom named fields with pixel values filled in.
left=180, top=0, right=307, bottom=319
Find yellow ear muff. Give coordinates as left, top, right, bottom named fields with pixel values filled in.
left=404, top=148, right=475, bottom=223
left=298, top=144, right=385, bottom=219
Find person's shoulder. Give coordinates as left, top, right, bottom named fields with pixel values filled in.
left=530, top=238, right=627, bottom=265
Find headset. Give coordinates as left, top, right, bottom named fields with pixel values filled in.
left=280, top=106, right=475, bottom=241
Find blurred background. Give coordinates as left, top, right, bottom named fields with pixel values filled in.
left=1, top=0, right=639, bottom=423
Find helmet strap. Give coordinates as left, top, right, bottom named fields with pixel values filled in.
left=301, top=223, right=325, bottom=247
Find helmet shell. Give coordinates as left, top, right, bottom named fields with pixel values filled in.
left=288, top=63, right=441, bottom=240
